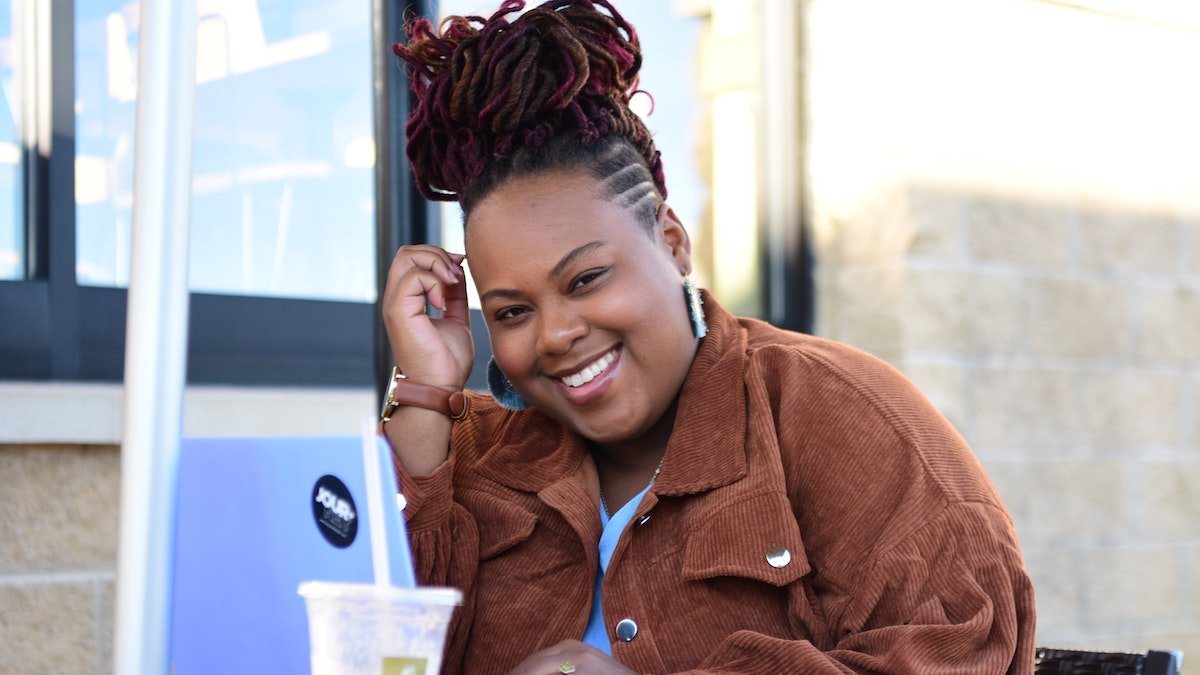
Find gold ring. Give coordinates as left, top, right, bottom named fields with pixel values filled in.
left=558, top=661, right=577, bottom=674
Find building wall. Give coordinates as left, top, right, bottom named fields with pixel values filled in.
left=807, top=0, right=1200, bottom=658
left=0, top=444, right=119, bottom=674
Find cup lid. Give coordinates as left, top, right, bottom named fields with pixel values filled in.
left=298, top=581, right=462, bottom=607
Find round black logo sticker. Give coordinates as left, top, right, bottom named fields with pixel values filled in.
left=312, top=475, right=358, bottom=548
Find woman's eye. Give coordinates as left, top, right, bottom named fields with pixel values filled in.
left=571, top=268, right=607, bottom=291
left=496, top=306, right=529, bottom=322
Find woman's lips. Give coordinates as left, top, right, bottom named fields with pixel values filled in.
left=552, top=346, right=621, bottom=406
left=559, top=348, right=618, bottom=387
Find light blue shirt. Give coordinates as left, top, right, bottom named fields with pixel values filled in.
left=581, top=483, right=653, bottom=654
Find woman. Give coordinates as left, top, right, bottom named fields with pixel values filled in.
left=381, top=1, right=1036, bottom=673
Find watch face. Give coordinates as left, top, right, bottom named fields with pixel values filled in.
left=381, top=368, right=401, bottom=417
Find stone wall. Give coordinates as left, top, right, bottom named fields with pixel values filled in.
left=816, top=183, right=1200, bottom=657
left=0, top=444, right=119, bottom=674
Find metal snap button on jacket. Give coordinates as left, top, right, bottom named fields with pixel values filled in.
left=635, top=514, right=651, bottom=527
left=766, top=547, right=791, bottom=568
left=615, top=618, right=638, bottom=642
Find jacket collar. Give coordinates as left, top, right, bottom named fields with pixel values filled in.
left=473, top=290, right=748, bottom=497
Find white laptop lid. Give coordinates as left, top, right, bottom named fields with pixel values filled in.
left=169, top=433, right=415, bottom=673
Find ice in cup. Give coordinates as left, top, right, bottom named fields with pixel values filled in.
left=298, top=581, right=462, bottom=675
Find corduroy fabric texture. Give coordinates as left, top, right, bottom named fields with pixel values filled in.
left=393, top=292, right=1036, bottom=674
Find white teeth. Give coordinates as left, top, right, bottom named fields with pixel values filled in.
left=560, top=350, right=616, bottom=388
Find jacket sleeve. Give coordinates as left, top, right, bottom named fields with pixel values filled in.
left=674, top=339, right=1037, bottom=674
left=680, top=501, right=1036, bottom=674
left=391, top=447, right=481, bottom=675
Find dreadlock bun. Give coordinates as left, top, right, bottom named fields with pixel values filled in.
left=393, top=0, right=667, bottom=206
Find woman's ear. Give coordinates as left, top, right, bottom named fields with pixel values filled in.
left=656, top=203, right=693, bottom=275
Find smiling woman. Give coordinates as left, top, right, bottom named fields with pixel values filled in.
left=468, top=171, right=695, bottom=451
left=379, top=2, right=1037, bottom=674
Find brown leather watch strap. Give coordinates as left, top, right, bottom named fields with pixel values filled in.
left=381, top=368, right=469, bottom=422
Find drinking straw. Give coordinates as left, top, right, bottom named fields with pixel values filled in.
left=361, top=419, right=391, bottom=587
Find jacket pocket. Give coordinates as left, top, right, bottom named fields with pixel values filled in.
left=681, top=490, right=811, bottom=586
left=461, top=489, right=537, bottom=560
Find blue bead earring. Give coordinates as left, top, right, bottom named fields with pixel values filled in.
left=684, top=277, right=707, bottom=339
left=487, top=357, right=529, bottom=411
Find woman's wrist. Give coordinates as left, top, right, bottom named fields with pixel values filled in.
left=380, top=367, right=469, bottom=422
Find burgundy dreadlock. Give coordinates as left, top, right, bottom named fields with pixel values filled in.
left=393, top=0, right=666, bottom=225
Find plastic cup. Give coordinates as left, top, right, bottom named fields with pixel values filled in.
left=298, top=581, right=462, bottom=675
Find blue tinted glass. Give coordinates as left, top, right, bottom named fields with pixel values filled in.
left=0, top=0, right=21, bottom=280
left=75, top=1, right=376, bottom=301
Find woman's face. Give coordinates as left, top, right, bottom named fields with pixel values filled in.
left=466, top=169, right=698, bottom=446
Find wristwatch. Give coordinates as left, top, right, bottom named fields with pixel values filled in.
left=380, top=367, right=469, bottom=422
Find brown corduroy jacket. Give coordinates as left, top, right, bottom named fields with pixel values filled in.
left=395, top=294, right=1036, bottom=674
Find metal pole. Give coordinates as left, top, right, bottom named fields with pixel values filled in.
left=113, top=0, right=197, bottom=672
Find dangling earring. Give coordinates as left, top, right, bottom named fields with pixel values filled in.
left=487, top=357, right=529, bottom=411
left=684, top=277, right=707, bottom=339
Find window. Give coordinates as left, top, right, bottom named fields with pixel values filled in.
left=75, top=1, right=375, bottom=301
left=0, top=0, right=430, bottom=385
left=0, top=0, right=22, bottom=280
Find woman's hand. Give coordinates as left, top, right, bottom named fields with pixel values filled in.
left=382, top=245, right=474, bottom=390
left=507, top=640, right=638, bottom=675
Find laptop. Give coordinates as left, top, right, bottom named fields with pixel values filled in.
left=169, top=429, right=416, bottom=673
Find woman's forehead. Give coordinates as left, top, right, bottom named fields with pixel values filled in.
left=465, top=180, right=654, bottom=278
left=467, top=174, right=632, bottom=244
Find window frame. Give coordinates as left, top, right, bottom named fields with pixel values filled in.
left=0, top=0, right=433, bottom=388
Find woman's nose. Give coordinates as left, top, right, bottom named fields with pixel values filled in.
left=535, top=302, right=588, bottom=355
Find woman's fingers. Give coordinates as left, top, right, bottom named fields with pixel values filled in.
left=506, top=640, right=637, bottom=675
left=384, top=246, right=463, bottom=312
left=387, top=245, right=461, bottom=289
left=439, top=263, right=471, bottom=323
left=380, top=245, right=473, bottom=388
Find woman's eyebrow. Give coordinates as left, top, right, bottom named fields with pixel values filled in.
left=548, top=240, right=607, bottom=281
left=479, top=288, right=523, bottom=304
left=480, top=240, right=609, bottom=305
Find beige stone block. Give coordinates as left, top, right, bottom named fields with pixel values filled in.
left=1022, top=546, right=1082, bottom=638
left=831, top=194, right=918, bottom=265
left=971, top=368, right=1078, bottom=452
left=1189, top=547, right=1200, bottom=625
left=1079, top=546, right=1181, bottom=627
left=899, top=269, right=1024, bottom=356
left=967, top=195, right=1075, bottom=268
left=1189, top=220, right=1200, bottom=276
left=1078, top=210, right=1183, bottom=276
left=0, top=445, right=120, bottom=573
left=905, top=186, right=967, bottom=261
left=99, top=580, right=114, bottom=672
left=898, top=268, right=971, bottom=355
left=1025, top=460, right=1131, bottom=545
left=1138, top=462, right=1200, bottom=540
left=1194, top=373, right=1200, bottom=445
left=968, top=274, right=1027, bottom=355
left=823, top=264, right=904, bottom=362
left=0, top=583, right=97, bottom=674
left=1028, top=278, right=1130, bottom=359
left=1137, top=287, right=1200, bottom=365
left=1079, top=371, right=1182, bottom=450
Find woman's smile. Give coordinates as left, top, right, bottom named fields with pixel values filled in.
left=549, top=345, right=622, bottom=406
